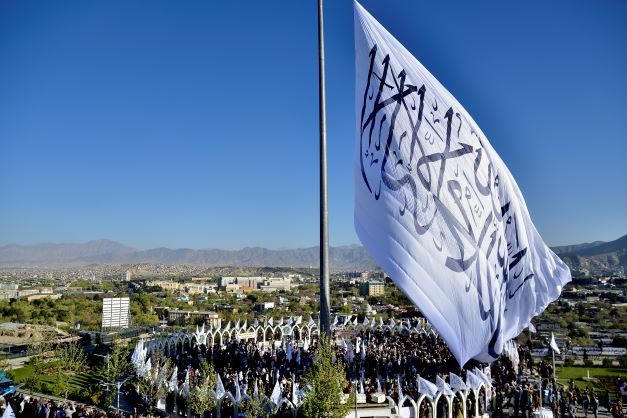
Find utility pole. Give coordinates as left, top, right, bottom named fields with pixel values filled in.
left=117, top=381, right=121, bottom=412
left=317, top=0, right=331, bottom=336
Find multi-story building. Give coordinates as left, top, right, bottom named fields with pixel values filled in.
left=258, top=277, right=291, bottom=293
left=219, top=276, right=291, bottom=293
left=359, top=281, right=385, bottom=297
left=183, top=283, right=217, bottom=295
left=146, top=280, right=181, bottom=292
left=167, top=309, right=220, bottom=326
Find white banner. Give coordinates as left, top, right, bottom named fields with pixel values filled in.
left=353, top=1, right=571, bottom=364
left=571, top=347, right=626, bottom=356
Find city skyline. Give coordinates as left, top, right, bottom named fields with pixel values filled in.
left=1, top=0, right=626, bottom=250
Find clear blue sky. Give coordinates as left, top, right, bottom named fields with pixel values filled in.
left=1, top=0, right=625, bottom=250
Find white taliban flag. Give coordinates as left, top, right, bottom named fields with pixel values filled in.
left=353, top=1, right=570, bottom=364
left=550, top=333, right=561, bottom=354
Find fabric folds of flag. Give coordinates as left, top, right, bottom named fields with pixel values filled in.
left=353, top=1, right=571, bottom=364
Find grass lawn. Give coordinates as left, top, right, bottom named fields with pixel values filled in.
left=555, top=366, right=626, bottom=395
left=10, top=363, right=100, bottom=398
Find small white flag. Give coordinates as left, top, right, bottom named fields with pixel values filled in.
left=235, top=377, right=242, bottom=404
left=436, top=375, right=454, bottom=396
left=168, top=366, right=178, bottom=392
left=2, top=404, right=16, bottom=418
left=550, top=333, right=560, bottom=354
left=215, top=374, right=226, bottom=399
left=291, top=374, right=299, bottom=406
left=270, top=380, right=282, bottom=406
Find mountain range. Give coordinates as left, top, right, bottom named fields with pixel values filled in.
left=1, top=234, right=625, bottom=274
left=0, top=240, right=379, bottom=271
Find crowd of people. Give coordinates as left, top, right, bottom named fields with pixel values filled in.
left=155, top=324, right=624, bottom=418
left=0, top=394, right=108, bottom=418
left=3, top=321, right=625, bottom=418
left=158, top=327, right=514, bottom=416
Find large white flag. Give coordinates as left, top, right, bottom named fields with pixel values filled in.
left=353, top=1, right=571, bottom=364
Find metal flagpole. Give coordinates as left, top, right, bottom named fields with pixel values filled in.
left=318, top=0, right=331, bottom=336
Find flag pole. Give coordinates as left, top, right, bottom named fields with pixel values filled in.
left=317, top=0, right=331, bottom=336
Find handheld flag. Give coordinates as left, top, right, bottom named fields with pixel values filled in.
left=270, top=380, right=282, bottom=406
left=291, top=374, right=299, bottom=406
left=2, top=404, right=15, bottom=418
left=353, top=1, right=570, bottom=364
left=215, top=374, right=226, bottom=399
left=235, top=378, right=242, bottom=404
left=436, top=375, right=454, bottom=396
left=168, top=366, right=178, bottom=393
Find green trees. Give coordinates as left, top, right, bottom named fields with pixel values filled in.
left=18, top=341, right=88, bottom=399
left=300, top=335, right=353, bottom=418
left=189, top=360, right=217, bottom=417
left=57, top=341, right=88, bottom=373
left=0, top=296, right=102, bottom=329
left=239, top=396, right=271, bottom=418
left=98, top=341, right=131, bottom=407
left=52, top=341, right=88, bottom=399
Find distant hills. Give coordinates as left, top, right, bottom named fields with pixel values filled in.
left=1, top=234, right=625, bottom=274
left=554, top=234, right=627, bottom=275
left=0, top=239, right=378, bottom=271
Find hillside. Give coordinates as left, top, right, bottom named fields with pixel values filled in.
left=1, top=234, right=625, bottom=274
left=0, top=240, right=378, bottom=271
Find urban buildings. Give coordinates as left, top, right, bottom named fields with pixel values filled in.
left=359, top=280, right=385, bottom=297
left=218, top=276, right=292, bottom=293
left=167, top=309, right=220, bottom=326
